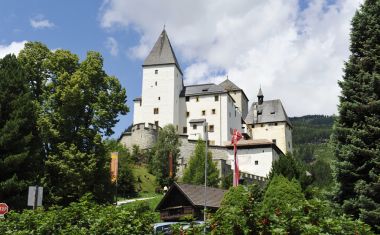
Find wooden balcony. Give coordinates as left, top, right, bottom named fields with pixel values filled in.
left=160, top=206, right=195, bottom=221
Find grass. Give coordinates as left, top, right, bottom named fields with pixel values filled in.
left=132, top=164, right=158, bottom=195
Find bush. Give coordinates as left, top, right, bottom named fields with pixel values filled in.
left=0, top=195, right=157, bottom=234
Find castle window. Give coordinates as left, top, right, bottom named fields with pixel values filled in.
left=185, top=96, right=190, bottom=102
left=275, top=122, right=278, bottom=126
left=272, top=139, right=276, bottom=144
left=158, top=97, right=160, bottom=100
left=155, top=81, right=157, bottom=86
left=153, top=108, right=159, bottom=114
left=202, top=110, right=206, bottom=116
left=261, top=124, right=264, bottom=127
left=255, top=160, right=259, bottom=165
left=193, top=124, right=197, bottom=130
left=209, top=125, right=214, bottom=132
left=270, top=111, right=275, bottom=114
left=183, top=127, right=187, bottom=134
left=212, top=109, right=216, bottom=114
left=176, top=125, right=178, bottom=131
left=186, top=111, right=190, bottom=117
left=155, top=70, right=158, bottom=74
left=155, top=121, right=159, bottom=126
left=196, top=96, right=199, bottom=102
left=214, top=95, right=219, bottom=101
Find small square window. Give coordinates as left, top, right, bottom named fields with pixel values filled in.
left=158, top=97, right=160, bottom=100
left=215, top=96, right=219, bottom=101
left=209, top=125, right=214, bottom=132
left=183, top=127, right=187, bottom=134
left=193, top=124, right=197, bottom=130
left=155, top=121, right=159, bottom=126
left=202, top=110, right=206, bottom=116
left=185, top=97, right=190, bottom=102
left=272, top=139, right=276, bottom=144
left=255, top=160, right=258, bottom=165
left=155, top=81, right=157, bottom=86
left=275, top=122, right=278, bottom=126
left=186, top=111, right=190, bottom=117
left=212, top=109, right=216, bottom=114
left=154, top=108, right=159, bottom=114
left=261, top=124, right=264, bottom=127
left=196, top=96, right=199, bottom=102
left=155, top=70, right=158, bottom=74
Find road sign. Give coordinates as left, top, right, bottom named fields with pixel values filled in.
left=0, top=203, right=9, bottom=218
left=28, top=186, right=43, bottom=209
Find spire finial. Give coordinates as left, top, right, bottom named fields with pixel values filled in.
left=163, top=24, right=166, bottom=30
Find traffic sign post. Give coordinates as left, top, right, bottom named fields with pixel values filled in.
left=28, top=186, right=43, bottom=209
left=0, top=203, right=9, bottom=219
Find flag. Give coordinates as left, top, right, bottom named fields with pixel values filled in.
left=231, top=129, right=242, bottom=187
left=110, top=152, right=118, bottom=183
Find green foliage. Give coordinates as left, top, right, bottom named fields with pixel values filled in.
left=269, top=153, right=312, bottom=191
left=150, top=124, right=181, bottom=187
left=333, top=0, right=380, bottom=232
left=212, top=185, right=263, bottom=235
left=261, top=175, right=305, bottom=215
left=104, top=139, right=136, bottom=198
left=221, top=171, right=232, bottom=189
left=0, top=195, right=157, bottom=234
left=290, top=115, right=334, bottom=145
left=15, top=42, right=129, bottom=206
left=0, top=54, right=42, bottom=210
left=182, top=139, right=219, bottom=187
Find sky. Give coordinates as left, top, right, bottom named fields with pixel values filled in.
left=0, top=0, right=362, bottom=139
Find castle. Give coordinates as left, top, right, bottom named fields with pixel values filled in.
left=119, top=29, right=293, bottom=180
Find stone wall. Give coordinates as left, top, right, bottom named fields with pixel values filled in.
left=119, top=123, right=158, bottom=150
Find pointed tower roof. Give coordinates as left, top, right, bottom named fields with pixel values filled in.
left=143, top=29, right=182, bottom=74
left=219, top=78, right=242, bottom=92
left=257, top=87, right=263, bottom=97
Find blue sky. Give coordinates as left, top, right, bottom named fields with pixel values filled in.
left=0, top=0, right=361, bottom=139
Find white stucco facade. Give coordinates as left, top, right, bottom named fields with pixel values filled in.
left=228, top=147, right=280, bottom=178
left=249, top=122, right=293, bottom=154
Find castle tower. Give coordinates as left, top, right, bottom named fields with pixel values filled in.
left=133, top=29, right=183, bottom=129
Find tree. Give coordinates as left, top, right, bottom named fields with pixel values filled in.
left=0, top=55, right=42, bottom=209
left=269, top=153, right=312, bottom=191
left=150, top=124, right=181, bottom=187
left=17, top=44, right=129, bottom=206
left=333, top=0, right=380, bottom=231
left=182, top=139, right=219, bottom=187
left=104, top=139, right=136, bottom=198
left=212, top=185, right=262, bottom=235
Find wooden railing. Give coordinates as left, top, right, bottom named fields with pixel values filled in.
left=160, top=206, right=194, bottom=221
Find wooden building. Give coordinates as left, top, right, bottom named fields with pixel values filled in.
left=155, top=182, right=227, bottom=221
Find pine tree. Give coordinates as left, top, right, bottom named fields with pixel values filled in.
left=182, top=139, right=219, bottom=187
left=333, top=0, right=380, bottom=231
left=0, top=54, right=42, bottom=209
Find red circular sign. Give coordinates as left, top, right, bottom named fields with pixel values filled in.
left=0, top=203, right=9, bottom=215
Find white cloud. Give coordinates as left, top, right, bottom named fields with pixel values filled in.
left=100, top=0, right=361, bottom=116
left=30, top=15, right=55, bottom=29
left=0, top=41, right=27, bottom=58
left=105, top=37, right=119, bottom=56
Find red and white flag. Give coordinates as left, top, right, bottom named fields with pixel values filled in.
left=231, top=129, right=242, bottom=187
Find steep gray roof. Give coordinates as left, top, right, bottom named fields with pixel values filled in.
left=180, top=83, right=226, bottom=97
left=257, top=88, right=263, bottom=97
left=219, top=78, right=241, bottom=91
left=177, top=183, right=226, bottom=208
left=245, top=99, right=292, bottom=127
left=143, top=29, right=182, bottom=73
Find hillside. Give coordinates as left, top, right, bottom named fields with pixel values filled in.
left=290, top=115, right=334, bottom=145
